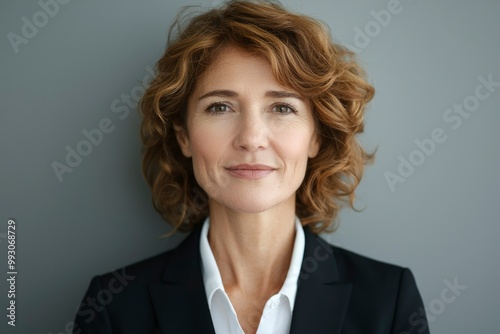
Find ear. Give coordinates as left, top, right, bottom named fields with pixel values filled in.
left=308, top=132, right=320, bottom=158
left=174, top=125, right=192, bottom=157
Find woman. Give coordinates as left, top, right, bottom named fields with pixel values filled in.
left=74, top=1, right=429, bottom=333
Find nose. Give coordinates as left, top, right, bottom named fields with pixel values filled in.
left=233, top=111, right=269, bottom=152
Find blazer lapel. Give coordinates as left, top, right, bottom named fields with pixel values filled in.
left=290, top=228, right=352, bottom=334
left=149, top=226, right=216, bottom=334
left=147, top=224, right=351, bottom=334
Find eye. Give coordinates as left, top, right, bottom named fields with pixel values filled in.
left=272, top=103, right=297, bottom=115
left=206, top=103, right=231, bottom=114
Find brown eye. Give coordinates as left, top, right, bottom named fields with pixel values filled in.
left=207, top=103, right=230, bottom=114
left=273, top=104, right=295, bottom=114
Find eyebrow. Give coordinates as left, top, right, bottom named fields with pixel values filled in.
left=198, top=90, right=303, bottom=101
left=265, top=90, right=303, bottom=100
left=198, top=90, right=238, bottom=100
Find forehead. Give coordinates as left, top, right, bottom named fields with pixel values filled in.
left=192, top=46, right=289, bottom=94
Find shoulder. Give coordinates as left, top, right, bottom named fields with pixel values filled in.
left=81, top=228, right=201, bottom=305
left=318, top=237, right=420, bottom=299
left=302, top=235, right=429, bottom=332
left=304, top=230, right=412, bottom=284
left=319, top=237, right=428, bottom=332
left=95, top=228, right=200, bottom=287
left=74, top=231, right=203, bottom=332
left=330, top=243, right=422, bottom=302
left=331, top=243, right=409, bottom=282
left=96, top=248, right=176, bottom=287
left=79, top=247, right=179, bottom=314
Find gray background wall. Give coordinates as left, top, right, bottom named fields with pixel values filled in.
left=1, top=0, right=499, bottom=333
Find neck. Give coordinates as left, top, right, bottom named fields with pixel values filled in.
left=207, top=198, right=297, bottom=294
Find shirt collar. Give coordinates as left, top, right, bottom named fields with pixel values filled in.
left=199, top=216, right=305, bottom=312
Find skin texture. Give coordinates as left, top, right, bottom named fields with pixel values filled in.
left=175, top=46, right=319, bottom=334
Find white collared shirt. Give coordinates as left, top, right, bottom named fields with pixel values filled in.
left=199, top=216, right=305, bottom=334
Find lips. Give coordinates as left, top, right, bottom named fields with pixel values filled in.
left=225, top=164, right=275, bottom=179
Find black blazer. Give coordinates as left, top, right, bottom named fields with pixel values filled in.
left=73, top=225, right=429, bottom=333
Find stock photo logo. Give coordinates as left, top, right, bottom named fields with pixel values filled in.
left=345, top=0, right=414, bottom=53
left=50, top=66, right=155, bottom=182
left=7, top=0, right=72, bottom=54
left=401, top=277, right=467, bottom=334
left=49, top=269, right=135, bottom=334
left=384, top=74, right=499, bottom=192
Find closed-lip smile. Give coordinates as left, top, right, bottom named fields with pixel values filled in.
left=225, top=164, right=275, bottom=179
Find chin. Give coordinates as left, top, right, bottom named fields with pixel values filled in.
left=216, top=192, right=292, bottom=214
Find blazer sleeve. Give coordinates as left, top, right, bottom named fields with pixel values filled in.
left=73, top=276, right=114, bottom=334
left=391, top=268, right=430, bottom=334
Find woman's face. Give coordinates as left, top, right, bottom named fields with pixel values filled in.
left=176, top=46, right=319, bottom=214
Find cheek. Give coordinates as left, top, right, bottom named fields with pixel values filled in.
left=274, top=122, right=316, bottom=162
left=188, top=124, right=228, bottom=189
left=189, top=121, right=226, bottom=160
left=189, top=135, right=234, bottom=199
left=274, top=132, right=315, bottom=188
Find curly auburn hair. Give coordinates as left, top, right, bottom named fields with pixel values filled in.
left=139, top=0, right=374, bottom=234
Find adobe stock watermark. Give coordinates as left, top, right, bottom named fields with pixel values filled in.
left=7, top=0, right=72, bottom=54
left=385, top=73, right=499, bottom=192
left=345, top=0, right=415, bottom=53
left=401, top=277, right=467, bottom=334
left=49, top=269, right=135, bottom=334
left=51, top=65, right=155, bottom=183
left=298, top=236, right=333, bottom=282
